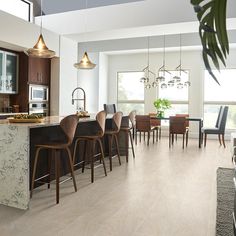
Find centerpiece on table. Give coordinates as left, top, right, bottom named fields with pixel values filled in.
left=153, top=98, right=171, bottom=118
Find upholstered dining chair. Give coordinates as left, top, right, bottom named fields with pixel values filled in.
left=149, top=113, right=161, bottom=141
left=169, top=116, right=189, bottom=149
left=120, top=110, right=136, bottom=161
left=31, top=115, right=78, bottom=204
left=202, top=106, right=228, bottom=148
left=175, top=114, right=189, bottom=141
left=73, top=111, right=107, bottom=183
left=135, top=115, right=155, bottom=145
left=104, top=111, right=123, bottom=171
left=103, top=104, right=116, bottom=114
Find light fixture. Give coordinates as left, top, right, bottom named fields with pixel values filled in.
left=74, top=0, right=96, bottom=70
left=173, top=34, right=190, bottom=89
left=26, top=0, right=55, bottom=58
left=140, top=37, right=156, bottom=89
left=156, top=35, right=171, bottom=89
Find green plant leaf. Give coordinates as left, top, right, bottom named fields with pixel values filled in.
left=191, top=0, right=229, bottom=83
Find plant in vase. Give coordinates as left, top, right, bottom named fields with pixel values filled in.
left=153, top=98, right=171, bottom=118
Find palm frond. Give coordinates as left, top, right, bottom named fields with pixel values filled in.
left=191, top=0, right=229, bottom=84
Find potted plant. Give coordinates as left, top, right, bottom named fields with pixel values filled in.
left=153, top=98, right=171, bottom=118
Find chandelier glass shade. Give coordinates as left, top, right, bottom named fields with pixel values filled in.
left=26, top=0, right=55, bottom=58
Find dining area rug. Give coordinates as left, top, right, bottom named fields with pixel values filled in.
left=216, top=167, right=235, bottom=236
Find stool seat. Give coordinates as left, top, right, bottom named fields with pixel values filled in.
left=104, top=130, right=118, bottom=135
left=36, top=142, right=68, bottom=149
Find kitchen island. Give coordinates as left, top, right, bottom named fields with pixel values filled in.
left=0, top=115, right=128, bottom=210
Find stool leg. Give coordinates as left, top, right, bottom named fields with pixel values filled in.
left=65, top=147, right=77, bottom=192
left=48, top=150, right=52, bottom=189
left=108, top=135, right=113, bottom=171
left=129, top=130, right=135, bottom=158
left=114, top=134, right=121, bottom=165
left=31, top=147, right=41, bottom=198
left=72, top=138, right=79, bottom=165
left=97, top=139, right=107, bottom=176
left=54, top=149, right=60, bottom=204
left=82, top=140, right=87, bottom=173
left=91, top=140, right=95, bottom=183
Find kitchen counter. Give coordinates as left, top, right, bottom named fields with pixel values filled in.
left=0, top=114, right=128, bottom=210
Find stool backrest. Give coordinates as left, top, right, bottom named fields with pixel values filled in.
left=169, top=116, right=186, bottom=134
left=96, top=110, right=107, bottom=137
left=112, top=111, right=123, bottom=132
left=129, top=110, right=136, bottom=128
left=60, top=115, right=79, bottom=145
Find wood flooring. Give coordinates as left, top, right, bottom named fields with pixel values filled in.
left=0, top=137, right=233, bottom=236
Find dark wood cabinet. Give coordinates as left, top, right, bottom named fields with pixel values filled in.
left=28, top=57, right=50, bottom=85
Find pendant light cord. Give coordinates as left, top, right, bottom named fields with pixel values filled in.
left=179, top=34, right=182, bottom=76
left=40, top=0, right=43, bottom=34
left=163, top=35, right=166, bottom=77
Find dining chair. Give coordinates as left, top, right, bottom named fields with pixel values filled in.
left=31, top=115, right=78, bottom=204
left=149, top=113, right=161, bottom=141
left=135, top=115, right=155, bottom=145
left=120, top=110, right=136, bottom=161
left=202, top=106, right=228, bottom=148
left=103, top=104, right=116, bottom=114
left=169, top=116, right=189, bottom=149
left=175, top=114, right=189, bottom=141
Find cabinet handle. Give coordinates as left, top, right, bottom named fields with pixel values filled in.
left=37, top=72, right=39, bottom=82
left=41, top=73, right=43, bottom=82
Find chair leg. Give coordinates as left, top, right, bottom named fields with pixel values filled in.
left=222, top=134, right=226, bottom=148
left=139, top=132, right=141, bottom=142
left=54, top=149, right=60, bottom=204
left=97, top=139, right=107, bottom=176
left=172, top=133, right=174, bottom=145
left=186, top=131, right=189, bottom=147
left=65, top=147, right=77, bottom=192
left=144, top=132, right=145, bottom=141
left=153, top=130, right=155, bottom=144
left=31, top=147, right=42, bottom=198
left=156, top=128, right=158, bottom=142
left=218, top=134, right=222, bottom=146
left=147, top=132, right=150, bottom=146
left=182, top=133, right=185, bottom=149
left=159, top=127, right=161, bottom=140
left=129, top=130, right=135, bottom=158
left=169, top=133, right=171, bottom=148
left=175, top=134, right=177, bottom=142
left=135, top=129, right=137, bottom=145
left=82, top=140, right=87, bottom=173
left=114, top=134, right=121, bottom=165
left=204, top=133, right=207, bottom=147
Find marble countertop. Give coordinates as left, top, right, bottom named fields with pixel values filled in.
left=0, top=115, right=97, bottom=128
left=0, top=112, right=28, bottom=116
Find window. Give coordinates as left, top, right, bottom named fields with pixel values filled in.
left=158, top=70, right=189, bottom=117
left=204, top=69, right=236, bottom=129
left=117, top=72, right=144, bottom=114
left=0, top=0, right=32, bottom=22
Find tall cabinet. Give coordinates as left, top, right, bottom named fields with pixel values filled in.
left=0, top=50, right=18, bottom=94
left=10, top=53, right=51, bottom=112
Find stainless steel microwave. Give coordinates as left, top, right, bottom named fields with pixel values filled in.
left=29, top=84, right=48, bottom=102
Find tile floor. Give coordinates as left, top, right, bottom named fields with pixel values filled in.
left=0, top=137, right=233, bottom=236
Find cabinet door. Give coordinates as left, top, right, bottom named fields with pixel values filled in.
left=5, top=52, right=18, bottom=93
left=28, top=57, right=50, bottom=85
left=0, top=51, right=18, bottom=94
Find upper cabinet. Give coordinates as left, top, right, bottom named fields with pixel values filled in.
left=28, top=57, right=50, bottom=85
left=0, top=50, right=18, bottom=94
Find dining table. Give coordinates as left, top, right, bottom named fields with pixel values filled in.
left=154, top=116, right=204, bottom=148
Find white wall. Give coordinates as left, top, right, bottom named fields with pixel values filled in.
left=77, top=52, right=100, bottom=113
left=59, top=36, right=78, bottom=116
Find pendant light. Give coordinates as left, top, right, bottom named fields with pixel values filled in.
left=74, top=0, right=96, bottom=69
left=26, top=0, right=55, bottom=58
left=156, top=35, right=171, bottom=89
left=140, top=37, right=156, bottom=89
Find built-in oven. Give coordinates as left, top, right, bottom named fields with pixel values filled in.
left=29, top=84, right=48, bottom=102
left=29, top=102, right=49, bottom=116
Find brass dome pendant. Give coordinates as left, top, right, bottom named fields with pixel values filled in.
left=27, top=34, right=55, bottom=58
left=74, top=52, right=96, bottom=69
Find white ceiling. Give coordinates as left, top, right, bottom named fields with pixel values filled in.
left=36, top=0, right=236, bottom=45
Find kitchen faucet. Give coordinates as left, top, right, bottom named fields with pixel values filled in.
left=71, top=87, right=86, bottom=111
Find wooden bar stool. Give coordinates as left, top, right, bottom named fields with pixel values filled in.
left=105, top=112, right=123, bottom=171
left=120, top=110, right=135, bottom=162
left=31, top=115, right=78, bottom=204
left=73, top=111, right=107, bottom=183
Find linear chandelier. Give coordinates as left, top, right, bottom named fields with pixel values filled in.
left=26, top=0, right=55, bottom=58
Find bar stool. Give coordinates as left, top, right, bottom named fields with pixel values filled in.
left=73, top=111, right=107, bottom=183
left=120, top=110, right=135, bottom=162
left=105, top=111, right=123, bottom=171
left=31, top=115, right=78, bottom=204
